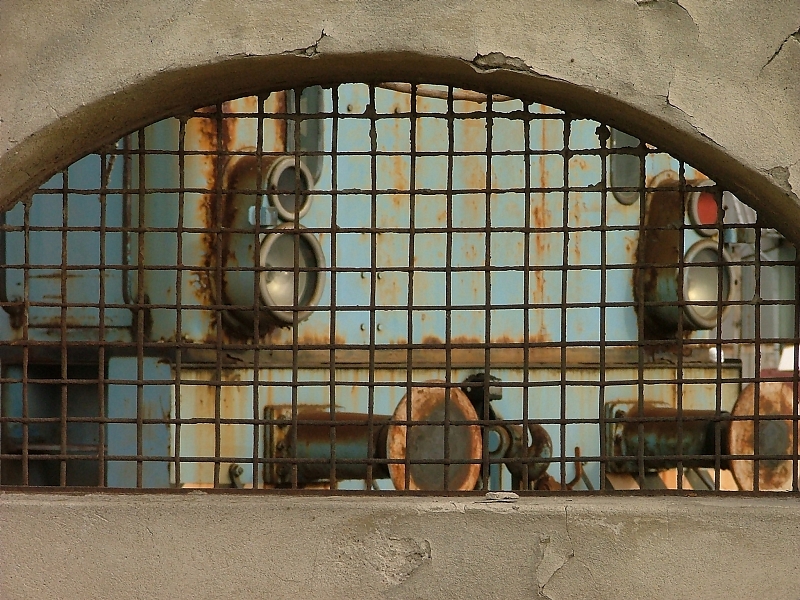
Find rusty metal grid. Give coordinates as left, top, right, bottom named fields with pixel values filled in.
left=0, top=83, right=798, bottom=494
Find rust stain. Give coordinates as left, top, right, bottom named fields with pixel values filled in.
left=183, top=93, right=296, bottom=343
left=572, top=198, right=583, bottom=226
left=729, top=381, right=798, bottom=491
left=571, top=231, right=581, bottom=263
left=571, top=156, right=589, bottom=172
left=636, top=174, right=684, bottom=341
left=295, top=332, right=347, bottom=346
left=531, top=197, right=551, bottom=261
left=450, top=335, right=483, bottom=345
left=274, top=92, right=288, bottom=152
left=390, top=154, right=407, bottom=195
left=375, top=272, right=407, bottom=309
left=386, top=382, right=481, bottom=491
left=527, top=331, right=547, bottom=343
left=539, top=154, right=548, bottom=194
left=463, top=239, right=478, bottom=263
left=532, top=270, right=545, bottom=304
left=184, top=105, right=232, bottom=343
left=529, top=193, right=552, bottom=339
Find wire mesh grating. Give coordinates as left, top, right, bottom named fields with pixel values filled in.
left=0, top=82, right=798, bottom=493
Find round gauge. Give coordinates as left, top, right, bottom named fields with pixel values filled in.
left=688, top=181, right=721, bottom=236
left=266, top=156, right=315, bottom=221
left=681, top=240, right=733, bottom=330
left=258, top=224, right=326, bottom=324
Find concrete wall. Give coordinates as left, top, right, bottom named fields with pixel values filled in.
left=1, top=1, right=800, bottom=598
left=0, top=1, right=799, bottom=234
left=1, top=494, right=799, bottom=599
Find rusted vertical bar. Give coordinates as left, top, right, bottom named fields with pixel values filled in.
left=290, top=89, right=302, bottom=489
left=366, top=83, right=378, bottom=489
left=559, top=115, right=570, bottom=488
left=713, top=183, right=725, bottom=490
left=405, top=83, right=419, bottom=490
left=98, top=150, right=108, bottom=486
left=121, top=135, right=133, bottom=307
left=329, top=85, right=340, bottom=487
left=597, top=124, right=610, bottom=490
left=21, top=198, right=31, bottom=485
left=59, top=166, right=69, bottom=486
left=442, top=85, right=454, bottom=490
left=175, top=116, right=186, bottom=488
left=753, top=219, right=762, bottom=492
left=214, top=105, right=225, bottom=488
left=521, top=103, right=533, bottom=489
left=136, top=128, right=147, bottom=488
left=793, top=250, right=799, bottom=492
left=251, top=95, right=265, bottom=490
left=482, top=92, right=495, bottom=491
left=676, top=159, right=687, bottom=490
left=635, top=128, right=647, bottom=488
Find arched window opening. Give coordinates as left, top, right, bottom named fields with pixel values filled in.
left=0, top=83, right=797, bottom=493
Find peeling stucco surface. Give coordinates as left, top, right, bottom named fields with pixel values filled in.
left=0, top=0, right=799, bottom=232
left=1, top=4, right=800, bottom=597
left=1, top=494, right=798, bottom=600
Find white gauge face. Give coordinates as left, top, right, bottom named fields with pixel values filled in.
left=267, top=157, right=315, bottom=221
left=683, top=242, right=732, bottom=329
left=258, top=226, right=325, bottom=324
left=260, top=234, right=318, bottom=306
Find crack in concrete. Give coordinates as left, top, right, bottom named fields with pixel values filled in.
left=788, top=158, right=800, bottom=195
left=473, top=52, right=530, bottom=72
left=634, top=0, right=695, bottom=23
left=343, top=529, right=432, bottom=587
left=537, top=506, right=576, bottom=599
left=761, top=26, right=800, bottom=73
left=767, top=165, right=791, bottom=192
left=470, top=52, right=570, bottom=86
left=27, top=75, right=60, bottom=120
left=660, top=82, right=692, bottom=122
left=307, top=29, right=327, bottom=56
left=286, top=29, right=328, bottom=58
left=670, top=0, right=695, bottom=24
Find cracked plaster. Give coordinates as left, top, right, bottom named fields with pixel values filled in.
left=2, top=494, right=799, bottom=600
left=1, top=3, right=800, bottom=595
left=0, top=0, right=797, bottom=237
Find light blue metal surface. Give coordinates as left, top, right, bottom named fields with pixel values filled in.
left=1, top=83, right=774, bottom=490
left=107, top=357, right=172, bottom=488
left=0, top=151, right=131, bottom=344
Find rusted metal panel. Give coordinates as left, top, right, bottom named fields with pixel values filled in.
left=729, top=380, right=799, bottom=491
left=2, top=82, right=797, bottom=495
left=264, top=407, right=390, bottom=486
left=386, top=384, right=481, bottom=491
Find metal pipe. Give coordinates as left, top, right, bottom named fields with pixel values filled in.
left=610, top=405, right=730, bottom=472
left=273, top=411, right=390, bottom=485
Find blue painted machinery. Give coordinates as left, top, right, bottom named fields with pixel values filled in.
left=0, top=84, right=797, bottom=491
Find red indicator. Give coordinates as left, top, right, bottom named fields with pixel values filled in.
left=696, top=191, right=718, bottom=225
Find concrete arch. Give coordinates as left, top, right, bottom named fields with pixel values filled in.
left=1, top=1, right=799, bottom=239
